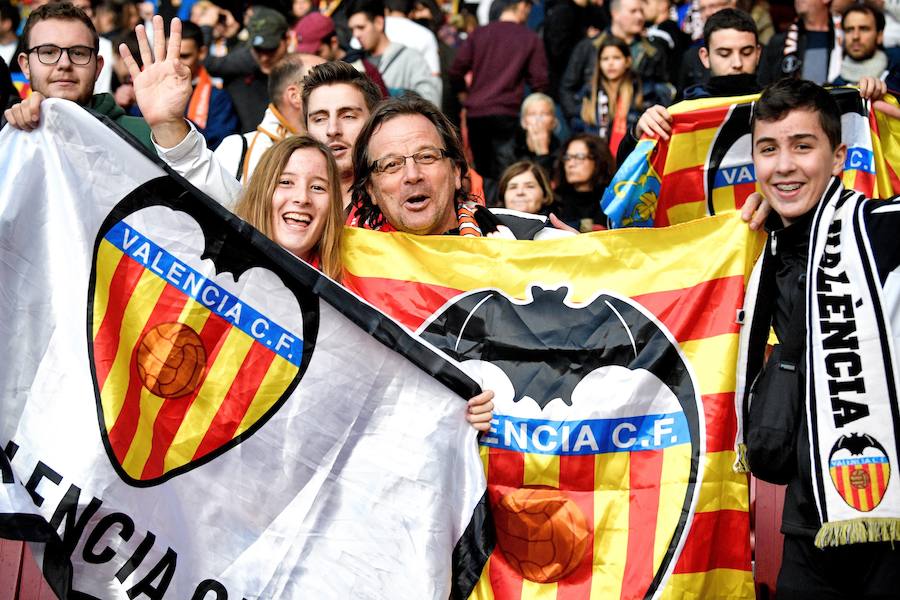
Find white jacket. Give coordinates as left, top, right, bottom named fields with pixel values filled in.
left=154, top=122, right=242, bottom=210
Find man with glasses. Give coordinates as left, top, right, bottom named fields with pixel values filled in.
left=2, top=2, right=152, bottom=149
left=350, top=94, right=570, bottom=239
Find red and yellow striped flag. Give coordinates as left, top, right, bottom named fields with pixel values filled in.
left=602, top=89, right=898, bottom=229
left=343, top=213, right=764, bottom=599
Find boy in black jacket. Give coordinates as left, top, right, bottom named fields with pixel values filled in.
left=741, top=78, right=900, bottom=599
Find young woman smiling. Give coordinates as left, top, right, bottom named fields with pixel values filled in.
left=235, top=135, right=345, bottom=280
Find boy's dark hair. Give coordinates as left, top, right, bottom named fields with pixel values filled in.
left=22, top=2, right=99, bottom=51
left=384, top=0, right=414, bottom=14
left=179, top=20, right=206, bottom=49
left=351, top=93, right=468, bottom=229
left=703, top=8, right=758, bottom=49
left=0, top=1, right=21, bottom=34
left=842, top=2, right=885, bottom=33
left=347, top=0, right=385, bottom=20
left=300, top=60, right=383, bottom=124
left=752, top=78, right=842, bottom=150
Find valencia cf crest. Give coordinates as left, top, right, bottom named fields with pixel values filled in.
left=829, top=433, right=891, bottom=512
left=420, top=286, right=702, bottom=596
left=87, top=178, right=319, bottom=486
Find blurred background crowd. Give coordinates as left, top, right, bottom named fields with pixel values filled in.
left=1, top=0, right=897, bottom=229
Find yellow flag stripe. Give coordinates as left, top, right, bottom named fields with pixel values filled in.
left=101, top=269, right=167, bottom=429
left=522, top=452, right=560, bottom=488
left=666, top=127, right=718, bottom=174
left=695, top=451, right=750, bottom=513
left=666, top=201, right=709, bottom=227
left=234, top=353, right=299, bottom=437
left=660, top=567, right=756, bottom=599
left=93, top=239, right=120, bottom=339
left=680, top=334, right=738, bottom=395
left=656, top=444, right=692, bottom=570
left=667, top=94, right=761, bottom=115
left=520, top=580, right=558, bottom=600
left=344, top=215, right=763, bottom=302
left=120, top=387, right=168, bottom=478
left=163, top=327, right=254, bottom=472
left=590, top=451, right=630, bottom=600
left=469, top=555, right=496, bottom=600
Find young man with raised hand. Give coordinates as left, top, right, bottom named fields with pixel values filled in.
left=740, top=77, right=900, bottom=599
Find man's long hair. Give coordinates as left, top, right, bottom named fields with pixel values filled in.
left=351, top=94, right=469, bottom=229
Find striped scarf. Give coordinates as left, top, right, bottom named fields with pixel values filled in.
left=737, top=179, right=900, bottom=547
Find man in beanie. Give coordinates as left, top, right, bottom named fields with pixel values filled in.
left=205, top=5, right=289, bottom=131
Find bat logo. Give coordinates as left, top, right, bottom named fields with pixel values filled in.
left=87, top=178, right=319, bottom=486
left=420, top=286, right=702, bottom=597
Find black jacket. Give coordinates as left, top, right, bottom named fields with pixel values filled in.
left=763, top=209, right=821, bottom=537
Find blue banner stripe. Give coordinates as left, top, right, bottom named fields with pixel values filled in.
left=480, top=412, right=690, bottom=456
left=844, top=147, right=876, bottom=174
left=104, top=221, right=303, bottom=367
left=712, top=164, right=756, bottom=189
left=830, top=456, right=889, bottom=467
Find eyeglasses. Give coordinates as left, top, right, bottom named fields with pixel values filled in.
left=562, top=152, right=594, bottom=162
left=371, top=148, right=448, bottom=174
left=28, top=44, right=96, bottom=66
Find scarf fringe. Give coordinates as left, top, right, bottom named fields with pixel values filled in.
left=815, top=518, right=900, bottom=548
left=733, top=443, right=749, bottom=473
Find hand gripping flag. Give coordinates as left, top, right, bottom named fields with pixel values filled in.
left=0, top=100, right=488, bottom=599
left=602, top=88, right=900, bottom=228
left=342, top=216, right=766, bottom=600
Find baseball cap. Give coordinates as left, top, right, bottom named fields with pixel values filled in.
left=247, top=6, right=289, bottom=50
left=294, top=12, right=335, bottom=53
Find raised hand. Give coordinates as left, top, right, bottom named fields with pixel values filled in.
left=120, top=15, right=192, bottom=147
left=635, top=105, right=673, bottom=141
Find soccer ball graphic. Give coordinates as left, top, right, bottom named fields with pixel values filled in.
left=493, top=486, right=591, bottom=583
left=136, top=322, right=207, bottom=398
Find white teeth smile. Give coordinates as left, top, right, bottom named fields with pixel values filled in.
left=284, top=212, right=311, bottom=224
left=776, top=183, right=801, bottom=191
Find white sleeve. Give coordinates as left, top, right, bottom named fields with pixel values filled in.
left=153, top=122, right=242, bottom=210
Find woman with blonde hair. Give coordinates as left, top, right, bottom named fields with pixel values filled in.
left=234, top=135, right=345, bottom=281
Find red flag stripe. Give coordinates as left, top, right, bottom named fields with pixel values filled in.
left=621, top=449, right=663, bottom=600
left=345, top=274, right=744, bottom=343
left=701, top=392, right=736, bottom=453
left=94, top=252, right=147, bottom=392
left=557, top=454, right=597, bottom=599
left=864, top=465, right=876, bottom=509
left=107, top=283, right=190, bottom=463
left=139, top=311, right=233, bottom=479
left=192, top=341, right=279, bottom=460
left=834, top=465, right=847, bottom=501
left=633, top=276, right=743, bottom=342
left=673, top=509, right=751, bottom=573
left=343, top=274, right=463, bottom=331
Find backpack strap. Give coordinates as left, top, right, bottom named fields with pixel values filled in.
left=235, top=134, right=249, bottom=182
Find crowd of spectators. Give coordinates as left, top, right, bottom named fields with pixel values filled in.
left=1, top=0, right=899, bottom=227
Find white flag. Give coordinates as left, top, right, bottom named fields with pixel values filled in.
left=0, top=99, right=488, bottom=599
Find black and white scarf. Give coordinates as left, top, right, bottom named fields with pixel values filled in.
left=736, top=179, right=900, bottom=547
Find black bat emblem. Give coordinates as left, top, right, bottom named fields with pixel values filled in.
left=420, top=286, right=694, bottom=411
